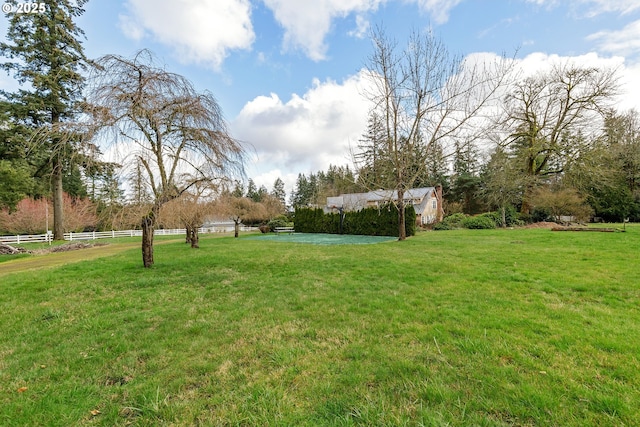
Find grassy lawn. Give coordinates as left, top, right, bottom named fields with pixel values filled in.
left=1, top=227, right=639, bottom=426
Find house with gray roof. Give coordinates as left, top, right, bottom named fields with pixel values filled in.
left=326, top=186, right=444, bottom=225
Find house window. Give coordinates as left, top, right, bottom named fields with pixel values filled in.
left=432, top=200, right=437, bottom=209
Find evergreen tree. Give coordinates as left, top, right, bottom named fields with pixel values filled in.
left=0, top=159, right=33, bottom=211
left=246, top=179, right=259, bottom=201
left=128, top=159, right=152, bottom=205
left=320, top=164, right=361, bottom=196
left=1, top=0, right=91, bottom=239
left=565, top=109, right=640, bottom=221
left=355, top=112, right=395, bottom=189
left=291, top=173, right=319, bottom=207
left=271, top=177, right=287, bottom=207
left=449, top=141, right=483, bottom=214
left=257, top=185, right=268, bottom=202
left=231, top=180, right=244, bottom=198
left=95, top=167, right=125, bottom=231
left=0, top=104, right=42, bottom=209
left=98, top=168, right=125, bottom=207
left=290, top=174, right=306, bottom=208
left=422, top=140, right=448, bottom=188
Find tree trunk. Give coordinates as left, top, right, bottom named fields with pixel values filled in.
left=185, top=225, right=192, bottom=244
left=501, top=206, right=507, bottom=228
left=520, top=160, right=537, bottom=216
left=520, top=185, right=533, bottom=216
left=190, top=227, right=199, bottom=248
left=184, top=224, right=200, bottom=248
left=397, top=188, right=406, bottom=241
left=234, top=221, right=239, bottom=238
left=141, top=205, right=158, bottom=268
left=435, top=184, right=444, bottom=222
left=52, top=161, right=65, bottom=241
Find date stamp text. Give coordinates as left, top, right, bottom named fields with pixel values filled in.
left=3, top=2, right=47, bottom=14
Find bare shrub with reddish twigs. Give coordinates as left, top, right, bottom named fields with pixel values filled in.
left=0, top=194, right=98, bottom=235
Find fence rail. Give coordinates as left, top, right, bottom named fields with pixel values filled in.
left=0, top=225, right=256, bottom=245
left=0, top=233, right=52, bottom=245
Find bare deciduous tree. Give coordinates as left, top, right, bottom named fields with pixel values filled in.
left=213, top=196, right=266, bottom=238
left=160, top=182, right=215, bottom=248
left=531, top=187, right=593, bottom=223
left=357, top=27, right=513, bottom=239
left=87, top=50, right=246, bottom=267
left=500, top=62, right=619, bottom=214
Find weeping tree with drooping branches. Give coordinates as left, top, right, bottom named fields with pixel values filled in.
left=87, top=50, right=246, bottom=267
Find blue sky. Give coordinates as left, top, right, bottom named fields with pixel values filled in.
left=2, top=0, right=640, bottom=194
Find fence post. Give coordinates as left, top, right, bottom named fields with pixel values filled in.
left=69, top=232, right=73, bottom=241
left=16, top=234, right=20, bottom=244
left=112, top=230, right=115, bottom=238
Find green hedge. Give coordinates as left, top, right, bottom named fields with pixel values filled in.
left=432, top=213, right=467, bottom=230
left=461, top=215, right=496, bottom=229
left=295, top=204, right=416, bottom=237
left=433, top=210, right=522, bottom=231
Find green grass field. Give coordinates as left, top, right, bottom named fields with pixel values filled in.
left=1, top=227, right=639, bottom=426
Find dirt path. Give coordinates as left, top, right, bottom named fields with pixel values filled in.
left=0, top=240, right=181, bottom=277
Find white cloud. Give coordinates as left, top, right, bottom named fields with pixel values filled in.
left=410, top=0, right=464, bottom=24
left=232, top=71, right=373, bottom=176
left=524, top=0, right=558, bottom=7
left=587, top=19, right=640, bottom=58
left=262, top=0, right=384, bottom=61
left=262, top=0, right=471, bottom=61
left=509, top=51, right=639, bottom=114
left=348, top=14, right=371, bottom=39
left=513, top=51, right=624, bottom=77
left=525, top=0, right=640, bottom=16
left=617, top=62, right=640, bottom=112
left=575, top=0, right=640, bottom=16
left=117, top=14, right=145, bottom=41
left=119, top=0, right=254, bottom=70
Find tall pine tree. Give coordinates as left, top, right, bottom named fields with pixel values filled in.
left=1, top=0, right=91, bottom=239
left=271, top=177, right=287, bottom=208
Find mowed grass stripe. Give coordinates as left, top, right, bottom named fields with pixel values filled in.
left=0, top=242, right=141, bottom=276
left=1, top=227, right=638, bottom=426
left=0, top=234, right=234, bottom=276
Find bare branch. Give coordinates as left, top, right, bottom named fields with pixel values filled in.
left=84, top=50, right=248, bottom=267
left=356, top=27, right=515, bottom=238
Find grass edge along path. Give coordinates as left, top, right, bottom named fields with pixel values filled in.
left=1, top=228, right=639, bottom=426
left=0, top=242, right=139, bottom=277
left=0, top=236, right=205, bottom=277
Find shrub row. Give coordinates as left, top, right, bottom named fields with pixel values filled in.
left=295, top=204, right=416, bottom=237
left=433, top=207, right=524, bottom=230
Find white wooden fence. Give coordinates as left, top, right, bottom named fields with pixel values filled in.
left=0, top=225, right=256, bottom=245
